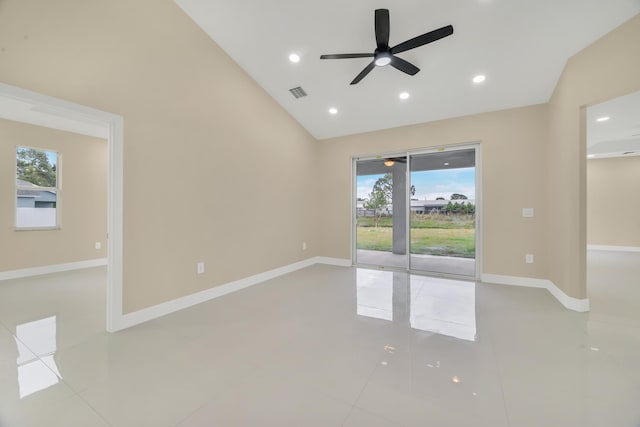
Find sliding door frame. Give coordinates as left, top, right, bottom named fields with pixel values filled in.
left=352, top=151, right=410, bottom=271
left=352, top=142, right=482, bottom=281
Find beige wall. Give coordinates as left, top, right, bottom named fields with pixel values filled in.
left=1, top=0, right=638, bottom=310
left=317, top=105, right=550, bottom=279
left=587, top=156, right=640, bottom=247
left=0, top=119, right=107, bottom=271
left=548, top=14, right=640, bottom=298
left=0, top=0, right=319, bottom=313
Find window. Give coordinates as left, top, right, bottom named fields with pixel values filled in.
left=16, top=146, right=59, bottom=229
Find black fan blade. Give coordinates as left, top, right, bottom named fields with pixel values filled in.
left=320, top=53, right=374, bottom=60
left=390, top=56, right=420, bottom=75
left=350, top=61, right=376, bottom=85
left=375, top=9, right=390, bottom=49
left=391, top=25, right=454, bottom=55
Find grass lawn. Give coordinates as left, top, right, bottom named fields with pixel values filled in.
left=356, top=214, right=475, bottom=258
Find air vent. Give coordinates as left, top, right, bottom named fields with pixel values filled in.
left=289, top=86, right=307, bottom=99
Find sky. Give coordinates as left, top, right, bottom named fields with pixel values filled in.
left=357, top=167, right=475, bottom=201
left=46, top=151, right=57, bottom=165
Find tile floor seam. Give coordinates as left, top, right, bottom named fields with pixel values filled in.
left=486, top=326, right=513, bottom=427
left=351, top=404, right=409, bottom=427
left=339, top=404, right=357, bottom=427
left=171, top=403, right=206, bottom=427
left=348, top=355, right=399, bottom=425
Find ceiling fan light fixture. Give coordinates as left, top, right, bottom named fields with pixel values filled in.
left=375, top=54, right=392, bottom=66
left=384, top=159, right=395, bottom=167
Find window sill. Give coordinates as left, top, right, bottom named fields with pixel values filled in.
left=14, top=226, right=61, bottom=232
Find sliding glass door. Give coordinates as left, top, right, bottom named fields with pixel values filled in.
left=409, top=148, right=476, bottom=276
left=355, top=156, right=407, bottom=269
left=354, top=145, right=479, bottom=278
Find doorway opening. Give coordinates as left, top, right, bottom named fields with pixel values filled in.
left=0, top=82, right=124, bottom=332
left=585, top=90, right=640, bottom=319
left=354, top=144, right=480, bottom=279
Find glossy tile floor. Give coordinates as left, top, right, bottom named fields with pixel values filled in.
left=0, top=250, right=639, bottom=426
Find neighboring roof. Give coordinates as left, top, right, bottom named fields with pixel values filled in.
left=17, top=178, right=37, bottom=187
left=16, top=178, right=57, bottom=200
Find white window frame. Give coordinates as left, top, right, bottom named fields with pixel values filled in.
left=15, top=145, right=61, bottom=231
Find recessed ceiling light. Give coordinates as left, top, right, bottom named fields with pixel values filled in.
left=288, top=53, right=300, bottom=63
left=472, top=75, right=486, bottom=84
left=596, top=116, right=610, bottom=122
left=399, top=92, right=410, bottom=100
left=328, top=107, right=338, bottom=115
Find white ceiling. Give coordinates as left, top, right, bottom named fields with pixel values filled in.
left=175, top=0, right=640, bottom=140
left=587, top=90, right=640, bottom=158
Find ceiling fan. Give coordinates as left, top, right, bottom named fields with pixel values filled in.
left=320, top=9, right=454, bottom=85
left=382, top=157, right=407, bottom=167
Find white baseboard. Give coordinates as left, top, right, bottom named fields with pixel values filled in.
left=115, top=256, right=351, bottom=331
left=588, top=245, right=640, bottom=252
left=0, top=258, right=108, bottom=281
left=481, top=273, right=590, bottom=312
left=314, top=257, right=352, bottom=267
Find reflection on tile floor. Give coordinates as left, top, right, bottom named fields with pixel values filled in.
left=0, top=250, right=639, bottom=426
left=356, top=249, right=476, bottom=277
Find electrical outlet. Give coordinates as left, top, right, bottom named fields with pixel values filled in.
left=525, top=254, right=534, bottom=264
left=196, top=262, right=205, bottom=275
left=302, top=241, right=307, bottom=251
left=522, top=208, right=534, bottom=217
left=95, top=241, right=101, bottom=250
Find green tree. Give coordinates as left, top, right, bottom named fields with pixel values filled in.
left=451, top=193, right=468, bottom=200
left=462, top=202, right=476, bottom=215
left=17, top=148, right=56, bottom=187
left=363, top=173, right=392, bottom=227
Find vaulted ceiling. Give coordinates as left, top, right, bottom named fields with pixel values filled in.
left=175, top=0, right=640, bottom=140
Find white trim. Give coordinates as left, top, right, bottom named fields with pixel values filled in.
left=587, top=245, right=640, bottom=252
left=113, top=256, right=349, bottom=331
left=481, top=273, right=590, bottom=312
left=0, top=258, right=107, bottom=281
left=474, top=143, right=483, bottom=281
left=106, top=114, right=124, bottom=333
left=315, top=257, right=352, bottom=267
left=0, top=82, right=124, bottom=334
